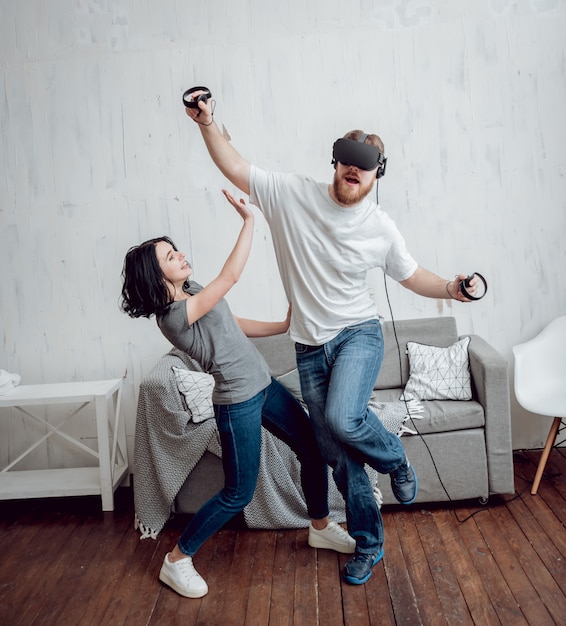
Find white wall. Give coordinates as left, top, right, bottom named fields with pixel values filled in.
left=1, top=0, right=565, bottom=470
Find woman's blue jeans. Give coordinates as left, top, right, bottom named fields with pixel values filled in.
left=178, top=378, right=329, bottom=556
left=295, top=319, right=406, bottom=554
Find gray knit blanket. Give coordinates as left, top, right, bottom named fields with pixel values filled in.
left=133, top=349, right=417, bottom=539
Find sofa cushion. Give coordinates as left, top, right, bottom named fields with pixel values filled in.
left=377, top=317, right=459, bottom=389
left=401, top=337, right=472, bottom=401
left=372, top=387, right=484, bottom=435
left=250, top=334, right=297, bottom=377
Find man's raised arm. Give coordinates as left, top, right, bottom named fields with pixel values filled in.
left=185, top=91, right=251, bottom=196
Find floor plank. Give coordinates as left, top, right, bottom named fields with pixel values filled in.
left=269, top=528, right=297, bottom=625
left=413, top=509, right=474, bottom=626
left=244, top=530, right=276, bottom=626
left=382, top=510, right=422, bottom=624
left=456, top=502, right=529, bottom=625
left=395, top=509, right=448, bottom=626
left=432, top=507, right=501, bottom=625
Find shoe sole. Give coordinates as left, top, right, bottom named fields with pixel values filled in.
left=159, top=569, right=208, bottom=599
left=343, top=548, right=385, bottom=585
left=394, top=470, right=419, bottom=505
left=308, top=534, right=356, bottom=554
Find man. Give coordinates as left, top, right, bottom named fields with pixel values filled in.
left=185, top=91, right=477, bottom=585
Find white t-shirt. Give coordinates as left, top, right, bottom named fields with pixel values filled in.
left=249, top=165, right=418, bottom=345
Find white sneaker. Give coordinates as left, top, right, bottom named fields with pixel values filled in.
left=159, top=553, right=208, bottom=598
left=308, top=521, right=356, bottom=554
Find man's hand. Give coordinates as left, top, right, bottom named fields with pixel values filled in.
left=401, top=266, right=481, bottom=303
left=447, top=274, right=479, bottom=302
left=185, top=89, right=214, bottom=125
left=184, top=91, right=251, bottom=195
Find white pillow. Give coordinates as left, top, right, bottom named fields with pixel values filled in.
left=400, top=337, right=472, bottom=401
left=172, top=366, right=215, bottom=423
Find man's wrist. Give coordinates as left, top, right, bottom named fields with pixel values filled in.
left=445, top=281, right=456, bottom=300
left=195, top=116, right=214, bottom=127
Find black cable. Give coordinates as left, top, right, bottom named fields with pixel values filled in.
left=453, top=485, right=530, bottom=523
left=383, top=274, right=494, bottom=523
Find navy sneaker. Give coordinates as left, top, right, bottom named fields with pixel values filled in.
left=343, top=548, right=385, bottom=585
left=390, top=459, right=418, bottom=505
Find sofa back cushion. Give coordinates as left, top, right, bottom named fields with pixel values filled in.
left=249, top=317, right=460, bottom=390
left=250, top=333, right=298, bottom=377
left=377, top=317, right=459, bottom=390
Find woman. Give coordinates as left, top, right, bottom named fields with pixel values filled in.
left=120, top=190, right=354, bottom=599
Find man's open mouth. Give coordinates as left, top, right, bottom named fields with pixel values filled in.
left=345, top=175, right=359, bottom=185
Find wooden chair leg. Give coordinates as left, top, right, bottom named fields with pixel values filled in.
left=531, top=417, right=562, bottom=495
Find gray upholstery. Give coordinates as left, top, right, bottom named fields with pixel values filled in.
left=143, top=316, right=513, bottom=529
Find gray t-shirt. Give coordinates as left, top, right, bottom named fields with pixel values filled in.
left=157, top=281, right=271, bottom=405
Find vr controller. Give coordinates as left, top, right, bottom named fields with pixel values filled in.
left=182, top=86, right=212, bottom=109
left=459, top=272, right=488, bottom=301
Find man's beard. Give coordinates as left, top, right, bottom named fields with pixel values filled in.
left=332, top=172, right=375, bottom=206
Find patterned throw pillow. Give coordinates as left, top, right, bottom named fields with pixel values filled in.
left=400, top=336, right=472, bottom=401
left=172, top=367, right=215, bottom=423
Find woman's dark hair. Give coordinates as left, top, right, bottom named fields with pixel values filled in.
left=120, top=236, right=177, bottom=318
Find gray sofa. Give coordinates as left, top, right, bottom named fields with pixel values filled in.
left=134, top=316, right=514, bottom=535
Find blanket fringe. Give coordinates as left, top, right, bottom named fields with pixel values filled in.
left=398, top=424, right=418, bottom=435
left=134, top=513, right=159, bottom=540
left=368, top=398, right=424, bottom=437
left=398, top=399, right=422, bottom=434
left=373, top=478, right=383, bottom=508
left=403, top=399, right=424, bottom=417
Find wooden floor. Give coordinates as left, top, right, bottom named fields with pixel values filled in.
left=1, top=448, right=565, bottom=626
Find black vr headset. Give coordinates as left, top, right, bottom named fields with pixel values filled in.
left=332, top=135, right=387, bottom=179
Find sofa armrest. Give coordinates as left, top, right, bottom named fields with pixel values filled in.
left=466, top=334, right=514, bottom=495
left=133, top=349, right=221, bottom=536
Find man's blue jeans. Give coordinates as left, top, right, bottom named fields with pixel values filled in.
left=295, top=319, right=406, bottom=554
left=178, top=378, right=329, bottom=556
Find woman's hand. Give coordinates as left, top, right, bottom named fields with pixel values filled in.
left=235, top=303, right=292, bottom=338
left=283, top=303, right=292, bottom=331
left=222, top=189, right=254, bottom=222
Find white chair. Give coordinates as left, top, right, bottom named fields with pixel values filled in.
left=513, top=316, right=566, bottom=495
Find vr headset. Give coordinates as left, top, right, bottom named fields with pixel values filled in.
left=332, top=136, right=387, bottom=179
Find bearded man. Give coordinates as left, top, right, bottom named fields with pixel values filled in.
left=186, top=92, right=476, bottom=585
